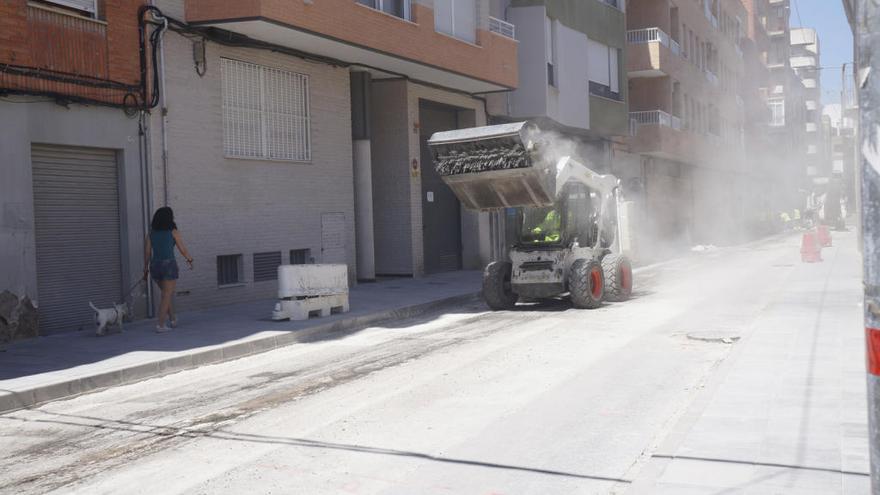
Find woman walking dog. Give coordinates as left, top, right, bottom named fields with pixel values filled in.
left=144, top=207, right=193, bottom=333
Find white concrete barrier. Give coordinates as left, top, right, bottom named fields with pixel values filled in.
left=272, top=264, right=350, bottom=321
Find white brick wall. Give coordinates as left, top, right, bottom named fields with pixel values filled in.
left=149, top=31, right=355, bottom=311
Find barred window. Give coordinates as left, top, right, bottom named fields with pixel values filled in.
left=221, top=58, right=311, bottom=161
left=290, top=248, right=311, bottom=265
left=217, top=254, right=244, bottom=286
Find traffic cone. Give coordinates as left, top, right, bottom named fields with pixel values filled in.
left=817, top=225, right=832, bottom=247
left=801, top=231, right=823, bottom=263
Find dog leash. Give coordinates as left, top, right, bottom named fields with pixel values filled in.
left=123, top=279, right=144, bottom=300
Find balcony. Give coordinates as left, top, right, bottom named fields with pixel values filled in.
left=26, top=3, right=109, bottom=79
left=627, top=28, right=683, bottom=78
left=184, top=0, right=518, bottom=92
left=791, top=55, right=817, bottom=68
left=629, top=110, right=705, bottom=163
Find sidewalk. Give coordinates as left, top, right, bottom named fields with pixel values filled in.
left=628, top=228, right=869, bottom=494
left=0, top=271, right=481, bottom=413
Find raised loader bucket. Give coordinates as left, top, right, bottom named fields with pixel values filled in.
left=428, top=122, right=556, bottom=210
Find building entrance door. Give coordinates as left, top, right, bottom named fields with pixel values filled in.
left=419, top=102, right=462, bottom=274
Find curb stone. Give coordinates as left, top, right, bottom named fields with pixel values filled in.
left=0, top=292, right=481, bottom=414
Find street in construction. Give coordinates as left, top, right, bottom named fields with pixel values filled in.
left=0, top=230, right=867, bottom=494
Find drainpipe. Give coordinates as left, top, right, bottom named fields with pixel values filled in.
left=139, top=112, right=154, bottom=318
left=350, top=71, right=376, bottom=282
left=158, top=16, right=170, bottom=206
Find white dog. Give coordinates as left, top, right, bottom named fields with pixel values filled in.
left=89, top=302, right=128, bottom=336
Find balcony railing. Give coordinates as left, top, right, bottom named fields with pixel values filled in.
left=26, top=3, right=109, bottom=79
left=670, top=39, right=681, bottom=56
left=630, top=110, right=679, bottom=129
left=488, top=16, right=515, bottom=39
left=627, top=27, right=671, bottom=46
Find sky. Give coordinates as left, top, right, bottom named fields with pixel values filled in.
left=788, top=0, right=853, bottom=107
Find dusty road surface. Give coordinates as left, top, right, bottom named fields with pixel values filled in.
left=0, top=234, right=848, bottom=494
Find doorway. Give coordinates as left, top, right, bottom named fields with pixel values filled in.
left=418, top=101, right=465, bottom=274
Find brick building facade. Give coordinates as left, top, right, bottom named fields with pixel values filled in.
left=0, top=0, right=518, bottom=338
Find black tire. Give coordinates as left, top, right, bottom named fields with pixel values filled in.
left=569, top=259, right=604, bottom=309
left=483, top=261, right=518, bottom=310
left=602, top=254, right=633, bottom=302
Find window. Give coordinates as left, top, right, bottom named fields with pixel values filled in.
left=221, top=58, right=311, bottom=161
left=769, top=99, right=785, bottom=126
left=588, top=40, right=621, bottom=100
left=217, top=254, right=244, bottom=286
left=41, top=0, right=97, bottom=17
left=253, top=251, right=282, bottom=282
left=290, top=249, right=311, bottom=265
left=357, top=0, right=411, bottom=20
left=546, top=17, right=558, bottom=87
left=434, top=0, right=476, bottom=43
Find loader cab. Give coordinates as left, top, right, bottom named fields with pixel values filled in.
left=516, top=182, right=612, bottom=249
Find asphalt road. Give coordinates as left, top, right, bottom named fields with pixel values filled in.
left=0, top=235, right=802, bottom=494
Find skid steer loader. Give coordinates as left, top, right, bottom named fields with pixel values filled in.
left=428, top=121, right=633, bottom=310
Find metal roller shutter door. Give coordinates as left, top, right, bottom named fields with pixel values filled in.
left=31, top=144, right=122, bottom=334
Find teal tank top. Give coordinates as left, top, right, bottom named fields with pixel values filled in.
left=150, top=230, right=176, bottom=261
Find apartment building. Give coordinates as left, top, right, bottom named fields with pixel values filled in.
left=740, top=0, right=792, bottom=228
left=488, top=0, right=628, bottom=151
left=0, top=0, right=148, bottom=338
left=147, top=0, right=518, bottom=311
left=625, top=0, right=749, bottom=250
left=824, top=96, right=858, bottom=213
left=790, top=28, right=826, bottom=184
left=765, top=0, right=808, bottom=204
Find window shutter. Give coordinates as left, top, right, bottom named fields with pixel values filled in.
left=44, top=0, right=97, bottom=14
left=453, top=0, right=477, bottom=43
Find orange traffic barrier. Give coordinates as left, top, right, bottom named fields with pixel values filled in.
left=817, top=225, right=832, bottom=247
left=801, top=231, right=823, bottom=263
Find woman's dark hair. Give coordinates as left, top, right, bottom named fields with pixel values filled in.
left=151, top=207, right=177, bottom=231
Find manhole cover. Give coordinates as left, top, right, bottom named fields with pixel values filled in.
left=686, top=331, right=741, bottom=344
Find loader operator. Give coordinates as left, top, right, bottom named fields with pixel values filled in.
left=531, top=209, right=561, bottom=243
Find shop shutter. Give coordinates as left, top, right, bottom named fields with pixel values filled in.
left=31, top=144, right=122, bottom=334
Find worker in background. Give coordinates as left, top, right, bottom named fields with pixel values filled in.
left=780, top=211, right=792, bottom=231
left=532, top=209, right=561, bottom=243
left=793, top=208, right=801, bottom=229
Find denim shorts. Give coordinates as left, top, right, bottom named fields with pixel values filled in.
left=150, top=259, right=179, bottom=282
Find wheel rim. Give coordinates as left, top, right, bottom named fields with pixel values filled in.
left=590, top=267, right=603, bottom=299
left=620, top=262, right=632, bottom=293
